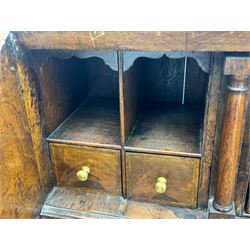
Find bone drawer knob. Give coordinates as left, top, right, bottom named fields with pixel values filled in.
left=77, top=166, right=90, bottom=181
left=155, top=177, right=167, bottom=193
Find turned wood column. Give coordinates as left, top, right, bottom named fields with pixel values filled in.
left=213, top=57, right=250, bottom=212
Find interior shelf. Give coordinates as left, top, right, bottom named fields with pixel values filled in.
left=122, top=55, right=209, bottom=157
left=125, top=103, right=203, bottom=156
left=43, top=53, right=209, bottom=156
left=48, top=97, right=121, bottom=149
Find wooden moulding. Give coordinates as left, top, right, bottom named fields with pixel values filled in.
left=213, top=57, right=250, bottom=213
left=14, top=31, right=186, bottom=51
left=40, top=187, right=208, bottom=219
left=14, top=31, right=250, bottom=52
left=122, top=51, right=211, bottom=73
left=187, top=32, right=250, bottom=51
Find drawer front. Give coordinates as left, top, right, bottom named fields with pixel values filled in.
left=126, top=152, right=200, bottom=208
left=50, top=143, right=121, bottom=195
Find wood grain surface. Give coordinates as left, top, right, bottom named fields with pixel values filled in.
left=198, top=53, right=224, bottom=208
left=37, top=55, right=88, bottom=136
left=50, top=143, right=121, bottom=195
left=142, top=56, right=185, bottom=103
left=48, top=98, right=121, bottom=149
left=14, top=32, right=186, bottom=51
left=126, top=152, right=200, bottom=208
left=13, top=31, right=250, bottom=51
left=41, top=187, right=208, bottom=219
left=187, top=32, right=250, bottom=51
left=235, top=103, right=250, bottom=215
left=0, top=37, right=44, bottom=218
left=125, top=103, right=203, bottom=156
left=214, top=58, right=250, bottom=211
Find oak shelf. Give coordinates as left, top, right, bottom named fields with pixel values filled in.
left=125, top=103, right=203, bottom=157
left=48, top=97, right=121, bottom=149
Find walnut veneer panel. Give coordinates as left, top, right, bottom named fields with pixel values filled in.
left=50, top=143, right=121, bottom=195
left=126, top=152, right=200, bottom=208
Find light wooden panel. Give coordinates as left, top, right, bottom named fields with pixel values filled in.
left=0, top=38, right=44, bottom=218
left=126, top=152, right=200, bottom=208
left=41, top=187, right=208, bottom=219
left=14, top=32, right=186, bottom=51
left=50, top=144, right=121, bottom=195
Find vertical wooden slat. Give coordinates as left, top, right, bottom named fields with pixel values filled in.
left=198, top=53, right=224, bottom=208
left=118, top=51, right=127, bottom=197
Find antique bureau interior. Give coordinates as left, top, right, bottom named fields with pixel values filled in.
left=38, top=50, right=209, bottom=211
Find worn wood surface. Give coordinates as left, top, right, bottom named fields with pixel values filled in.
left=142, top=56, right=185, bottom=103
left=214, top=57, right=250, bottom=212
left=85, top=57, right=119, bottom=98
left=122, top=57, right=145, bottom=142
left=122, top=54, right=208, bottom=157
left=50, top=143, right=121, bottom=195
left=125, top=103, right=203, bottom=156
left=126, top=152, right=200, bottom=208
left=187, top=32, right=250, bottom=51
left=234, top=103, right=250, bottom=215
left=185, top=57, right=209, bottom=105
left=118, top=51, right=127, bottom=197
left=0, top=37, right=45, bottom=218
left=48, top=98, right=121, bottom=149
left=214, top=85, right=248, bottom=210
left=208, top=213, right=236, bottom=219
left=37, top=55, right=88, bottom=136
left=14, top=32, right=186, bottom=51
left=224, top=57, right=250, bottom=77
left=36, top=52, right=119, bottom=136
left=15, top=49, right=55, bottom=196
left=41, top=187, right=207, bottom=219
left=198, top=53, right=224, bottom=208
left=13, top=31, right=250, bottom=51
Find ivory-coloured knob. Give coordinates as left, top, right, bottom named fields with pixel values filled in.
left=155, top=177, right=167, bottom=193
left=76, top=166, right=90, bottom=181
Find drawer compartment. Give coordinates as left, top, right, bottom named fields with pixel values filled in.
left=50, top=143, right=121, bottom=195
left=126, top=152, right=200, bottom=208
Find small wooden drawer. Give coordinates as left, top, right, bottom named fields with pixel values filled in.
left=50, top=143, right=121, bottom=195
left=126, top=152, right=200, bottom=208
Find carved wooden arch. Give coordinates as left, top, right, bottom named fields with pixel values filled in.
left=7, top=33, right=119, bottom=72
left=122, top=51, right=212, bottom=73
left=26, top=49, right=118, bottom=72
left=24, top=49, right=211, bottom=74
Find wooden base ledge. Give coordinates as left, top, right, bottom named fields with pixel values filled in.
left=41, top=187, right=208, bottom=219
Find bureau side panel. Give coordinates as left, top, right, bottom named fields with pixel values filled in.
left=0, top=37, right=44, bottom=218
